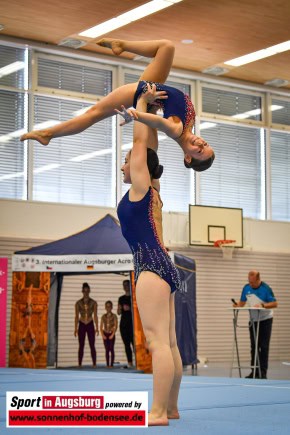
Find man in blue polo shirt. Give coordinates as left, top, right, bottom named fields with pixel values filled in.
left=234, top=270, right=278, bottom=379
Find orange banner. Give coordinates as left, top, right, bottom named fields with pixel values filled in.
left=9, top=272, right=50, bottom=368
left=130, top=272, right=152, bottom=374
left=0, top=257, right=8, bottom=367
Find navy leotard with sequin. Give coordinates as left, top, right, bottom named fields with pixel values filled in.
left=117, top=187, right=181, bottom=293
left=133, top=80, right=195, bottom=134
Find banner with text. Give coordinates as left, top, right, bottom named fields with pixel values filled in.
left=12, top=254, right=134, bottom=272
left=7, top=391, right=147, bottom=428
left=0, top=257, right=8, bottom=367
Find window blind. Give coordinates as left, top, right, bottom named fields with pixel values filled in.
left=271, top=131, right=290, bottom=221
left=0, top=91, right=26, bottom=199
left=38, top=57, right=112, bottom=96
left=0, top=45, right=27, bottom=199
left=202, top=87, right=262, bottom=121
left=33, top=96, right=114, bottom=206
left=199, top=122, right=264, bottom=219
left=272, top=98, right=290, bottom=126
left=0, top=45, right=25, bottom=89
left=32, top=55, right=114, bottom=206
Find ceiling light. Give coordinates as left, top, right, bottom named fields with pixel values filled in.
left=264, top=78, right=289, bottom=87
left=121, top=134, right=167, bottom=151
left=33, top=120, right=61, bottom=130
left=0, top=128, right=26, bottom=144
left=200, top=122, right=217, bottom=130
left=73, top=107, right=91, bottom=117
left=271, top=105, right=284, bottom=111
left=79, top=0, right=183, bottom=38
left=181, top=39, right=193, bottom=44
left=232, top=105, right=283, bottom=120
left=232, top=109, right=262, bottom=120
left=34, top=164, right=61, bottom=174
left=202, top=66, right=229, bottom=76
left=224, top=40, right=290, bottom=66
left=72, top=134, right=168, bottom=162
left=70, top=149, right=112, bottom=162
left=133, top=55, right=152, bottom=63
left=0, top=171, right=24, bottom=181
left=0, top=61, right=25, bottom=79
left=58, top=38, right=87, bottom=49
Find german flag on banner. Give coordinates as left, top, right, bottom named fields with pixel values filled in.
left=130, top=272, right=152, bottom=374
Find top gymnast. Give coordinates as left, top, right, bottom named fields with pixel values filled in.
left=20, top=39, right=215, bottom=172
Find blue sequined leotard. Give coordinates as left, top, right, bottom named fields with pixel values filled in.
left=117, top=187, right=181, bottom=293
left=133, top=80, right=195, bottom=134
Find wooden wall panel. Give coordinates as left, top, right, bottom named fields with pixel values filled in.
left=9, top=272, right=50, bottom=368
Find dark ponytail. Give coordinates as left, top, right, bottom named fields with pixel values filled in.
left=147, top=148, right=163, bottom=179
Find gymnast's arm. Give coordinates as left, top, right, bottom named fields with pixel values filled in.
left=129, top=98, right=155, bottom=198
left=132, top=108, right=182, bottom=139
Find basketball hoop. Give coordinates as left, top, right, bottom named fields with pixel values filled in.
left=214, top=239, right=236, bottom=260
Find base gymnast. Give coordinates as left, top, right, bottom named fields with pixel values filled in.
left=20, top=38, right=214, bottom=172
left=117, top=89, right=183, bottom=426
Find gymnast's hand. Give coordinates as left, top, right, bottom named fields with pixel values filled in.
left=141, top=83, right=168, bottom=105
left=115, top=105, right=138, bottom=126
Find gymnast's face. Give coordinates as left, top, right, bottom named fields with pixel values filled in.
left=121, top=151, right=131, bottom=184
left=184, top=133, right=214, bottom=162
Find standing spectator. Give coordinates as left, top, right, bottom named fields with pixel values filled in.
left=74, top=282, right=99, bottom=367
left=233, top=270, right=278, bottom=379
left=100, top=301, right=118, bottom=368
left=118, top=280, right=134, bottom=367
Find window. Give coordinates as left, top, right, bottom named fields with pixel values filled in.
left=1, top=41, right=290, bottom=223
left=37, top=57, right=112, bottom=96
left=202, top=86, right=262, bottom=121
left=271, top=98, right=290, bottom=126
left=0, top=45, right=26, bottom=89
left=271, top=131, right=290, bottom=221
left=32, top=97, right=114, bottom=206
left=32, top=55, right=115, bottom=206
left=0, top=45, right=27, bottom=199
left=199, top=122, right=264, bottom=219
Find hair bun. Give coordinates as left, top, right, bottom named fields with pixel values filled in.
left=152, top=164, right=163, bottom=179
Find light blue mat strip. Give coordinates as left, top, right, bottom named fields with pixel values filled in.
left=1, top=369, right=290, bottom=434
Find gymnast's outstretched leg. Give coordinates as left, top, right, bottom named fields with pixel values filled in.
left=20, top=39, right=174, bottom=145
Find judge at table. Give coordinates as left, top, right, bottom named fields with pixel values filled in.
left=233, top=270, right=277, bottom=379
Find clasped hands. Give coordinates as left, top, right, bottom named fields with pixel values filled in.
left=115, top=83, right=167, bottom=126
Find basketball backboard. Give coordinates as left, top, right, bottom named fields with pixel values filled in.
left=189, top=205, right=243, bottom=247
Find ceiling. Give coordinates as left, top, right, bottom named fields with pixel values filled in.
left=1, top=0, right=290, bottom=90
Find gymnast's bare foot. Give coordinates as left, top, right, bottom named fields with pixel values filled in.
left=20, top=130, right=52, bottom=146
left=167, top=409, right=180, bottom=419
left=96, top=38, right=124, bottom=56
left=148, top=412, right=169, bottom=426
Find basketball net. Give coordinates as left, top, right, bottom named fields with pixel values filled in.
left=214, top=239, right=236, bottom=260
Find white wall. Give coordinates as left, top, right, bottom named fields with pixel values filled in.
left=1, top=198, right=290, bottom=253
